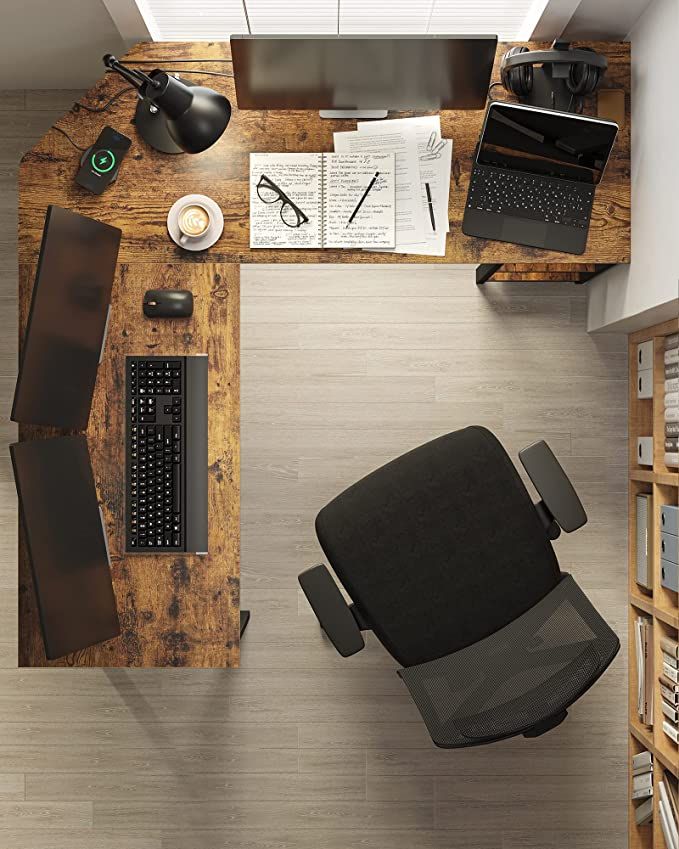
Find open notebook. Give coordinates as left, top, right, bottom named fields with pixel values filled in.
left=250, top=152, right=395, bottom=249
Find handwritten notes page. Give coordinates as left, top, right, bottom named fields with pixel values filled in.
left=334, top=126, right=425, bottom=250
left=323, top=153, right=395, bottom=249
left=250, top=152, right=395, bottom=250
left=250, top=153, right=321, bottom=249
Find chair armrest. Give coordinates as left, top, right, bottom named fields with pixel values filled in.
left=298, top=564, right=365, bottom=657
left=519, top=440, right=587, bottom=533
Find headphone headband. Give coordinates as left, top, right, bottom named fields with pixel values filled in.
left=502, top=48, right=608, bottom=71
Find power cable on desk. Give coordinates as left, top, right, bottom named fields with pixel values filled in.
left=74, top=85, right=136, bottom=113
left=53, top=125, right=88, bottom=152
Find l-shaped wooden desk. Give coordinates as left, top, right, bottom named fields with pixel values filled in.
left=16, top=40, right=631, bottom=667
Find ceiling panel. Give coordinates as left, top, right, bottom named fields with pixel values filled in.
left=339, top=0, right=433, bottom=33
left=246, top=0, right=338, bottom=33
left=135, top=0, right=248, bottom=40
left=428, top=0, right=539, bottom=39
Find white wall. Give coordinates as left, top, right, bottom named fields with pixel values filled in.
left=0, top=0, right=147, bottom=89
left=587, top=0, right=679, bottom=332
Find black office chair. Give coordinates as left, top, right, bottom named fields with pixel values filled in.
left=299, top=426, right=619, bottom=749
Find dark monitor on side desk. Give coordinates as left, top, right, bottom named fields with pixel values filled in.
left=11, top=205, right=121, bottom=430
left=11, top=435, right=120, bottom=660
left=231, top=34, right=498, bottom=118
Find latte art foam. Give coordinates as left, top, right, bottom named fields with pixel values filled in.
left=179, top=205, right=210, bottom=236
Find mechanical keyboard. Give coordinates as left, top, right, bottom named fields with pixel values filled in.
left=466, top=164, right=594, bottom=229
left=125, top=355, right=208, bottom=554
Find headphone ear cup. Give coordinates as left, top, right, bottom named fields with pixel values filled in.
left=567, top=48, right=602, bottom=95
left=501, top=46, right=533, bottom=98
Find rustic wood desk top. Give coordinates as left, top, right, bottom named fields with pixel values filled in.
left=18, top=40, right=630, bottom=268
left=16, top=40, right=630, bottom=667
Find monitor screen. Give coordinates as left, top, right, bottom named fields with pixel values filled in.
left=477, top=102, right=618, bottom=185
left=231, top=35, right=498, bottom=111
left=11, top=435, right=120, bottom=660
left=12, top=206, right=121, bottom=429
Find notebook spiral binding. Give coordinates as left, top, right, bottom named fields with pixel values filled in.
left=320, top=153, right=326, bottom=248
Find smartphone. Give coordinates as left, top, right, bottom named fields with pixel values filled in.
left=75, top=126, right=131, bottom=194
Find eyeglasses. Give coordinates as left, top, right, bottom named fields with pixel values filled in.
left=256, top=174, right=309, bottom=228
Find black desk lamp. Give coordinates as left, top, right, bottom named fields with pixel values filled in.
left=103, top=54, right=231, bottom=154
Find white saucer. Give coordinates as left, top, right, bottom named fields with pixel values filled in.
left=167, top=194, right=224, bottom=251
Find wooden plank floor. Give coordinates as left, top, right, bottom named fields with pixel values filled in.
left=0, top=91, right=628, bottom=848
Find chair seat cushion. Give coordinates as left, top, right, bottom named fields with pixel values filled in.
left=397, top=574, right=620, bottom=747
left=315, top=426, right=561, bottom=666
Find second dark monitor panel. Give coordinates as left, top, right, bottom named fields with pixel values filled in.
left=11, top=205, right=121, bottom=430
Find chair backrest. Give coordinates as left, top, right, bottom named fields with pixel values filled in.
left=315, top=426, right=561, bottom=667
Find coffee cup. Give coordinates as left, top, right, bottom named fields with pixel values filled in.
left=177, top=202, right=211, bottom=244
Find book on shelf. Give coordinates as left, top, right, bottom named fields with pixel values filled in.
left=634, top=771, right=654, bottom=791
left=661, top=678, right=679, bottom=704
left=635, top=615, right=654, bottom=725
left=664, top=650, right=679, bottom=669
left=667, top=362, right=679, bottom=379
left=663, top=719, right=679, bottom=743
left=666, top=406, right=679, bottom=423
left=634, top=784, right=654, bottom=800
left=667, top=333, right=679, bottom=350
left=663, top=660, right=679, bottom=684
left=660, top=637, right=679, bottom=666
left=636, top=796, right=654, bottom=826
left=631, top=750, right=654, bottom=815
left=666, top=453, right=679, bottom=467
left=666, top=378, right=679, bottom=394
left=659, top=778, right=679, bottom=849
left=634, top=760, right=654, bottom=776
left=667, top=392, right=679, bottom=408
left=667, top=421, right=679, bottom=437
left=666, top=774, right=679, bottom=832
left=662, top=698, right=679, bottom=723
left=666, top=347, right=679, bottom=366
left=633, top=750, right=654, bottom=770
left=665, top=436, right=679, bottom=452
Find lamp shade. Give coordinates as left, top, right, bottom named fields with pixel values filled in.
left=144, top=72, right=231, bottom=154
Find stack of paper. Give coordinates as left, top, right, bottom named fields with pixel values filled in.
left=334, top=116, right=452, bottom=257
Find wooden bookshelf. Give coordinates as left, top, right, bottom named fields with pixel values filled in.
left=629, top=319, right=679, bottom=849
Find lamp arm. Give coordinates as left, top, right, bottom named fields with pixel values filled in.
left=102, top=54, right=160, bottom=91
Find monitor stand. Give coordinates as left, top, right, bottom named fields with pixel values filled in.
left=319, top=109, right=388, bottom=120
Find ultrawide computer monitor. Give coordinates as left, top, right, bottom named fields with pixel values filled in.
left=231, top=34, right=498, bottom=116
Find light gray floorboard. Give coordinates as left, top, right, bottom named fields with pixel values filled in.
left=0, top=91, right=627, bottom=848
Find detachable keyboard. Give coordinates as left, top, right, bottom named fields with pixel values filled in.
left=125, top=355, right=208, bottom=554
left=466, top=164, right=594, bottom=229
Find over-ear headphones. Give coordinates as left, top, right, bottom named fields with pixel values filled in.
left=499, top=41, right=607, bottom=112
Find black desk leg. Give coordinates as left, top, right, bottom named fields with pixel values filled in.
left=476, top=264, right=503, bottom=285
left=240, top=610, right=251, bottom=637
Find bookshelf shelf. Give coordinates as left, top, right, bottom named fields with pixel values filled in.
left=630, top=470, right=679, bottom=487
left=629, top=320, right=679, bottom=849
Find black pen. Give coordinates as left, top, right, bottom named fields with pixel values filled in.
left=347, top=172, right=379, bottom=227
left=425, top=182, right=436, bottom=231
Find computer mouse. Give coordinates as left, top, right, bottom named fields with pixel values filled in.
left=143, top=289, right=193, bottom=319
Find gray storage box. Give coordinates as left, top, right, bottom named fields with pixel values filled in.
left=661, top=532, right=679, bottom=564
left=661, top=505, right=679, bottom=537
left=661, top=559, right=679, bottom=593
